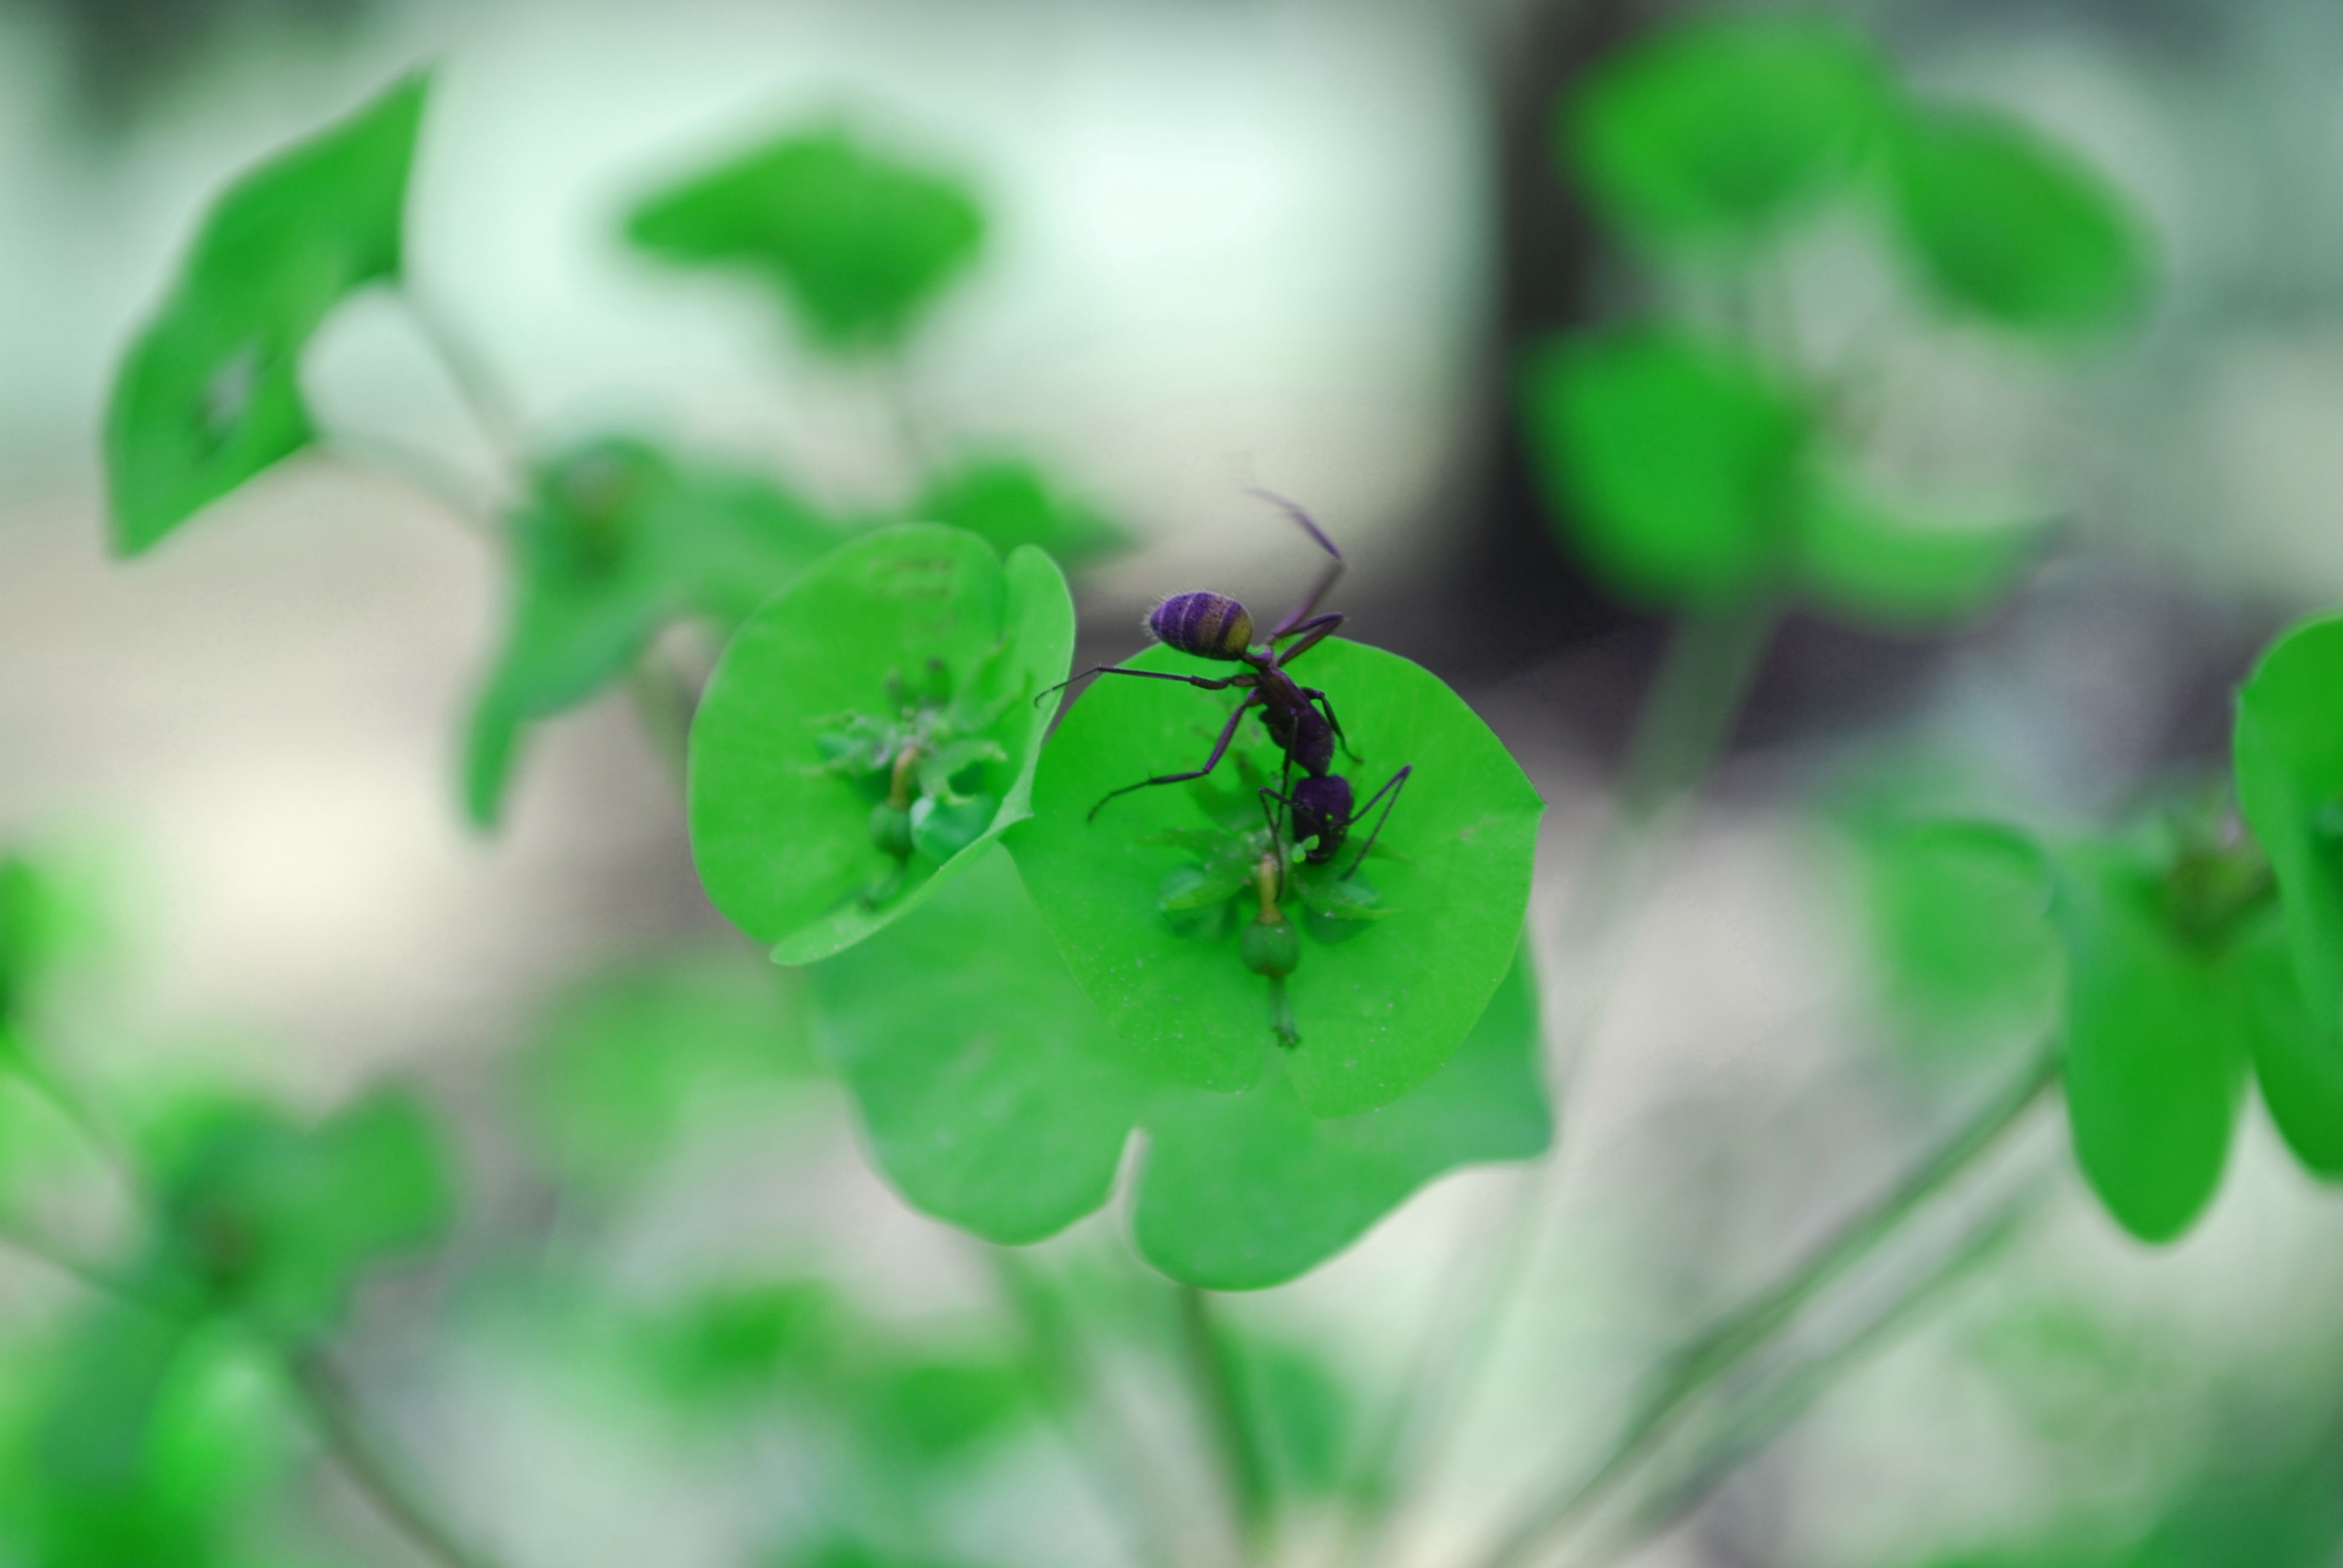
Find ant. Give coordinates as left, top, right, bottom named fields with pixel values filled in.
left=1044, top=491, right=1410, bottom=881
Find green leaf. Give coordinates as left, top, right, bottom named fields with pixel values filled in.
left=23, top=1312, right=298, bottom=1568
left=810, top=846, right=1150, bottom=1245
left=862, top=1353, right=1035, bottom=1466
left=2234, top=613, right=2343, bottom=1175
left=466, top=436, right=844, bottom=828
left=1132, top=944, right=1549, bottom=1289
left=814, top=847, right=1549, bottom=1283
left=516, top=947, right=816, bottom=1197
left=1225, top=1334, right=1354, bottom=1500
left=103, top=73, right=428, bottom=554
left=641, top=1278, right=843, bottom=1411
left=1850, top=817, right=2059, bottom=1047
left=1564, top=11, right=1889, bottom=247
left=2051, top=840, right=2250, bottom=1244
left=1520, top=330, right=1807, bottom=606
left=1792, top=469, right=2047, bottom=628
left=1885, top=108, right=2148, bottom=339
left=1008, top=640, right=1541, bottom=1116
left=690, top=524, right=1075, bottom=965
left=627, top=123, right=984, bottom=354
left=141, top=1085, right=454, bottom=1331
left=911, top=456, right=1126, bottom=568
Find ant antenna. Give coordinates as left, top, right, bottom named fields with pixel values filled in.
left=1248, top=488, right=1346, bottom=642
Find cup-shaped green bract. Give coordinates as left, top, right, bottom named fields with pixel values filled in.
left=2235, top=613, right=2343, bottom=1175
left=810, top=845, right=1551, bottom=1287
left=626, top=123, right=984, bottom=355
left=1006, top=639, right=1541, bottom=1118
left=689, top=524, right=1075, bottom=966
left=105, top=72, right=427, bottom=554
left=1884, top=107, right=2149, bottom=341
left=1564, top=11, right=1888, bottom=250
left=2051, top=837, right=2293, bottom=1244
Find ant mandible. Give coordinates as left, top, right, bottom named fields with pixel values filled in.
left=1043, top=491, right=1410, bottom=880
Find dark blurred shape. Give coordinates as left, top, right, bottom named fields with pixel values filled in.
left=15, top=0, right=381, bottom=136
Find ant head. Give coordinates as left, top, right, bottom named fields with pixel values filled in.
left=1290, top=774, right=1354, bottom=864
left=1148, top=592, right=1254, bottom=661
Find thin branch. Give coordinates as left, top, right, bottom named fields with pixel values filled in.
left=400, top=287, right=530, bottom=471
left=985, top=1247, right=1182, bottom=1568
left=1177, top=1284, right=1273, bottom=1564
left=1587, top=1187, right=2048, bottom=1568
left=1463, top=1038, right=2063, bottom=1568
left=287, top=1344, right=506, bottom=1568
left=1339, top=597, right=1781, bottom=1568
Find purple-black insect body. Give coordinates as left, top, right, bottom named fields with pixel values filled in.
left=1045, top=492, right=1411, bottom=882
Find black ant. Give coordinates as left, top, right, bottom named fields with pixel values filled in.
left=1044, top=492, right=1409, bottom=881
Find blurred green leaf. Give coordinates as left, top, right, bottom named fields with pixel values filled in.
left=1564, top=11, right=1888, bottom=247
left=516, top=947, right=816, bottom=1197
left=1011, top=640, right=1540, bottom=1117
left=1850, top=817, right=2059, bottom=1045
left=628, top=123, right=985, bottom=354
left=690, top=524, right=1075, bottom=965
left=467, top=435, right=844, bottom=827
left=643, top=1278, right=843, bottom=1411
left=911, top=456, right=1125, bottom=568
left=1792, top=470, right=2047, bottom=628
left=1521, top=330, right=1806, bottom=606
left=810, top=846, right=1149, bottom=1245
left=21, top=1312, right=297, bottom=1568
left=1225, top=1333, right=1353, bottom=1501
left=2234, top=613, right=2343, bottom=1175
left=1133, top=944, right=1549, bottom=1289
left=2051, top=839, right=2257, bottom=1244
left=103, top=73, right=428, bottom=554
left=862, top=1353, right=1034, bottom=1466
left=143, top=1085, right=454, bottom=1332
left=1885, top=107, right=2148, bottom=339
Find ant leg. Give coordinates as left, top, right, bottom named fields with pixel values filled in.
left=1340, top=765, right=1412, bottom=880
left=1298, top=685, right=1357, bottom=761
left=1271, top=613, right=1344, bottom=667
left=1250, top=489, right=1346, bottom=641
left=1037, top=664, right=1244, bottom=707
left=1087, top=693, right=1259, bottom=820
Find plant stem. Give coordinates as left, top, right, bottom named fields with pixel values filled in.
left=1464, top=1037, right=2063, bottom=1568
left=1337, top=596, right=1779, bottom=1568
left=287, top=1344, right=506, bottom=1568
left=401, top=287, right=530, bottom=471
left=1177, top=1283, right=1273, bottom=1564
left=986, top=1247, right=1182, bottom=1568
left=627, top=642, right=700, bottom=794
left=1585, top=1186, right=2045, bottom=1568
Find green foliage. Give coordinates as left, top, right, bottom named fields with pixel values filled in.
left=1886, top=108, right=2149, bottom=339
left=104, top=73, right=428, bottom=554
left=1521, top=330, right=1805, bottom=606
left=628, top=124, right=985, bottom=354
left=1564, top=11, right=1888, bottom=247
left=1008, top=639, right=1541, bottom=1118
left=11, top=1312, right=300, bottom=1568
left=140, top=1086, right=455, bottom=1333
left=466, top=435, right=843, bottom=826
left=2050, top=836, right=2270, bottom=1244
left=814, top=846, right=1550, bottom=1286
left=1133, top=942, right=1548, bottom=1290
left=1791, top=471, right=2046, bottom=629
left=1847, top=816, right=2060, bottom=1045
left=513, top=947, right=816, bottom=1197
left=909, top=455, right=1126, bottom=567
left=690, top=524, right=1075, bottom=965
left=1224, top=1333, right=1354, bottom=1501
left=811, top=846, right=1146, bottom=1246
left=640, top=1278, right=844, bottom=1411
left=2233, top=613, right=2343, bottom=1174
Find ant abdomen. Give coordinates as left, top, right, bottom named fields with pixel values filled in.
left=1149, top=592, right=1254, bottom=661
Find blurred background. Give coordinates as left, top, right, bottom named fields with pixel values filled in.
left=8, top=0, right=2343, bottom=1565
